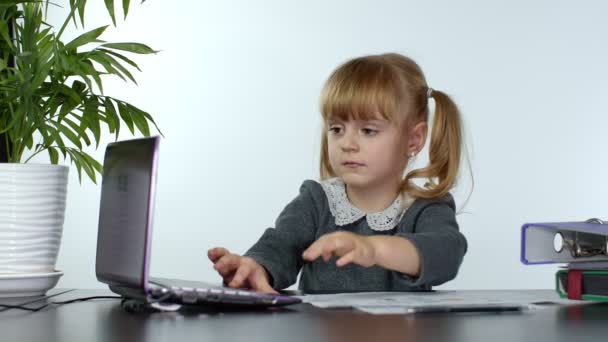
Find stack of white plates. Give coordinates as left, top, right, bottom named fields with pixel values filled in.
left=0, top=271, right=64, bottom=297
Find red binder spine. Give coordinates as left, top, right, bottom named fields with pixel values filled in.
left=567, top=270, right=583, bottom=300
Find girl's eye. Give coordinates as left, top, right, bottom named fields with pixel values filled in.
left=362, top=128, right=378, bottom=136
left=329, top=126, right=343, bottom=134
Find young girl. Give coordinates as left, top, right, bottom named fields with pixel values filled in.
left=208, top=53, right=468, bottom=294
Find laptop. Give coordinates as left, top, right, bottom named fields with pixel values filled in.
left=95, top=136, right=300, bottom=308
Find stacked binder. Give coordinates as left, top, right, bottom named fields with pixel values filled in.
left=521, top=219, right=608, bottom=301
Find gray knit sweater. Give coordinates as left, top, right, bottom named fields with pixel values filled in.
left=244, top=180, right=467, bottom=293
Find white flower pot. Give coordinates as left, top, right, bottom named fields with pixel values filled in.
left=0, top=164, right=68, bottom=274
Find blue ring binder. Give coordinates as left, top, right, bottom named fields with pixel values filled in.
left=521, top=219, right=608, bottom=265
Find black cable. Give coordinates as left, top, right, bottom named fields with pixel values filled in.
left=0, top=296, right=122, bottom=312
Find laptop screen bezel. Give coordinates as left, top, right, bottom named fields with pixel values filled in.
left=95, top=136, right=160, bottom=296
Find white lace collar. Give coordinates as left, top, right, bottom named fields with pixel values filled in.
left=320, top=178, right=413, bottom=231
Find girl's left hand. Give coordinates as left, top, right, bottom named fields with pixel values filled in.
left=302, top=231, right=376, bottom=267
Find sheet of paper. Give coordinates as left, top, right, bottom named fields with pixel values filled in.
left=354, top=304, right=531, bottom=315
left=296, top=290, right=575, bottom=314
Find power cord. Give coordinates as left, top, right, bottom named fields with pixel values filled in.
left=0, top=296, right=122, bottom=312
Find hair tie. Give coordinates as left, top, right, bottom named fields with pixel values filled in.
left=426, top=87, right=434, bottom=99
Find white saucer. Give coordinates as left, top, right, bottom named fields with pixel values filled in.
left=0, top=270, right=63, bottom=298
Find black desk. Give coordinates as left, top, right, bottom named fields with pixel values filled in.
left=1, top=289, right=607, bottom=342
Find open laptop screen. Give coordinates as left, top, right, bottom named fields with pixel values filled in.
left=95, top=136, right=159, bottom=290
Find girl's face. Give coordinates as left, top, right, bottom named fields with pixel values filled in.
left=326, top=116, right=411, bottom=192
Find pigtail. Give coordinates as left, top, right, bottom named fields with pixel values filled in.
left=402, top=89, right=463, bottom=199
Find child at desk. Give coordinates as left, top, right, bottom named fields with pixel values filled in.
left=208, top=53, right=468, bottom=294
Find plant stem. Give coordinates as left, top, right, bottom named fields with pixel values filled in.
left=23, top=145, right=48, bottom=163
left=56, top=0, right=80, bottom=41
left=3, top=132, right=12, bottom=162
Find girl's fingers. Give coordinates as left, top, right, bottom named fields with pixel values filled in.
left=207, top=247, right=230, bottom=262
left=303, top=232, right=358, bottom=261
left=222, top=273, right=235, bottom=285
left=302, top=241, right=322, bottom=261
left=303, top=235, right=350, bottom=262
left=335, top=238, right=355, bottom=256
left=322, top=243, right=334, bottom=262
left=228, top=263, right=252, bottom=288
left=214, top=254, right=240, bottom=274
left=321, top=236, right=352, bottom=260
left=250, top=269, right=278, bottom=294
left=336, top=250, right=356, bottom=267
left=218, top=267, right=237, bottom=279
left=322, top=238, right=336, bottom=259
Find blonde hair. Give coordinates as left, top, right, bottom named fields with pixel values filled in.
left=319, top=53, right=465, bottom=200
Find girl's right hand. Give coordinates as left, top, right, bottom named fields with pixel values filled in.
left=207, top=247, right=278, bottom=294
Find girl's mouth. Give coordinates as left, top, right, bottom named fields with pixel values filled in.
left=343, top=161, right=365, bottom=167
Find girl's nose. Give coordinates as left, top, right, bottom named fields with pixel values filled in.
left=340, top=130, right=359, bottom=152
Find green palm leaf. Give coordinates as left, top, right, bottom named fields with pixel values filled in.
left=123, top=0, right=130, bottom=19
left=1, top=1, right=160, bottom=183
left=103, top=0, right=116, bottom=26
left=63, top=26, right=107, bottom=52
left=101, top=42, right=157, bottom=54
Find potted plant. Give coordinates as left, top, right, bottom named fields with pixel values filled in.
left=0, top=0, right=159, bottom=293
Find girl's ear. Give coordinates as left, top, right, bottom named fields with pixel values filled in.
left=407, top=122, right=427, bottom=156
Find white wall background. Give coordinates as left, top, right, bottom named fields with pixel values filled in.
left=42, top=0, right=608, bottom=290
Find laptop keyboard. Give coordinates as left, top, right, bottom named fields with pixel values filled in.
left=173, top=287, right=276, bottom=305
left=148, top=278, right=300, bottom=307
